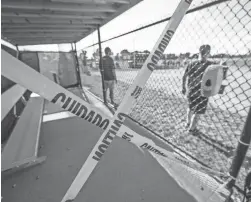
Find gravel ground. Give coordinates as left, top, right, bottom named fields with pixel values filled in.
left=81, top=66, right=250, bottom=195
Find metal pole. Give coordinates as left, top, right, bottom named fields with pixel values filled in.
left=97, top=26, right=107, bottom=104
left=226, top=107, right=251, bottom=189
left=73, top=42, right=82, bottom=88
left=73, top=43, right=90, bottom=103
left=71, top=43, right=74, bottom=51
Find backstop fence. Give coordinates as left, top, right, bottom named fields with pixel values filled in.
left=79, top=0, right=251, bottom=196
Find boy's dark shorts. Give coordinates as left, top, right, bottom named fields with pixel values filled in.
left=188, top=95, right=208, bottom=114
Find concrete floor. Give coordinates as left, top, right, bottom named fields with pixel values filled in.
left=2, top=116, right=197, bottom=202
left=2, top=88, right=226, bottom=202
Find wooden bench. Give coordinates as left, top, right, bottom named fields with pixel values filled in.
left=2, top=94, right=46, bottom=173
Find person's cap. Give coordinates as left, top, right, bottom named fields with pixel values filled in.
left=199, top=44, right=211, bottom=54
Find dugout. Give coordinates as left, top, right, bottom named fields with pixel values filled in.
left=1, top=0, right=250, bottom=201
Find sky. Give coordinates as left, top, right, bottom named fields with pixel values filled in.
left=3, top=0, right=251, bottom=58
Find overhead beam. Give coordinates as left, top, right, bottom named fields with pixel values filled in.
left=16, top=40, right=73, bottom=46
left=2, top=12, right=108, bottom=20
left=2, top=23, right=96, bottom=29
left=10, top=37, right=81, bottom=44
left=2, top=1, right=117, bottom=13
left=9, top=35, right=83, bottom=40
left=5, top=33, right=84, bottom=39
left=50, top=0, right=130, bottom=4
left=9, top=36, right=80, bottom=41
left=3, top=33, right=85, bottom=41
left=3, top=35, right=84, bottom=43
left=9, top=39, right=79, bottom=45
left=2, top=28, right=90, bottom=33
left=1, top=18, right=102, bottom=24
left=6, top=38, right=84, bottom=45
left=15, top=37, right=84, bottom=46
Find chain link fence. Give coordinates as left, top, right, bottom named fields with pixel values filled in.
left=80, top=0, right=251, bottom=197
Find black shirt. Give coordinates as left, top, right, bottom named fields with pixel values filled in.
left=100, top=56, right=116, bottom=81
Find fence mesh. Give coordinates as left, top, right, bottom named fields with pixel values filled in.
left=79, top=0, right=251, bottom=198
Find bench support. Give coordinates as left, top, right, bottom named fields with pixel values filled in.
left=2, top=97, right=46, bottom=174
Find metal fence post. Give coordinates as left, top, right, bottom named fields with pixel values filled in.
left=227, top=107, right=251, bottom=190
left=97, top=26, right=107, bottom=104
left=72, top=43, right=82, bottom=88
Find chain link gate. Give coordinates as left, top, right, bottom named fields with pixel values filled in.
left=80, top=0, right=251, bottom=199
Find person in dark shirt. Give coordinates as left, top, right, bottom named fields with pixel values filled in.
left=182, top=44, right=214, bottom=132
left=100, top=47, right=118, bottom=107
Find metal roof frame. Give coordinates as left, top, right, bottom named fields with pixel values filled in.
left=1, top=0, right=143, bottom=46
